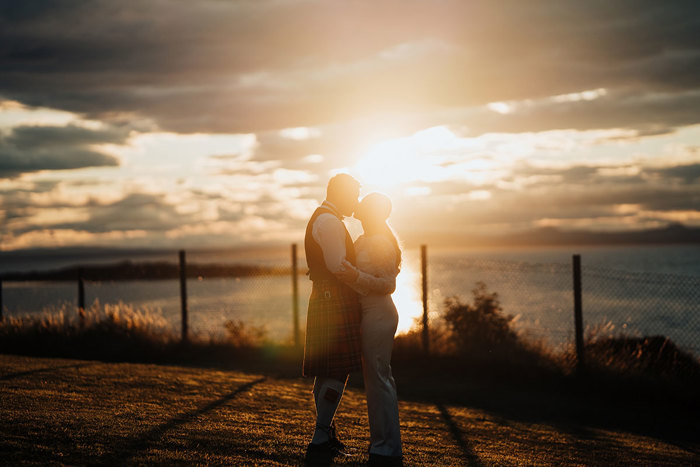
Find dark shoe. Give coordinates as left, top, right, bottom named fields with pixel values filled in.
left=328, top=421, right=352, bottom=455
left=367, top=453, right=404, bottom=467
left=305, top=441, right=334, bottom=466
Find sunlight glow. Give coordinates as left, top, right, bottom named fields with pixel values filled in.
left=354, top=126, right=460, bottom=190
left=551, top=88, right=607, bottom=103
left=392, top=261, right=423, bottom=334
left=279, top=126, right=321, bottom=140
left=353, top=125, right=505, bottom=193
left=487, top=102, right=514, bottom=114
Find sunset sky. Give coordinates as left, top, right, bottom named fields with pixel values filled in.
left=1, top=1, right=699, bottom=251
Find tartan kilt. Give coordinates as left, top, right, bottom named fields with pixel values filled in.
left=303, top=280, right=362, bottom=377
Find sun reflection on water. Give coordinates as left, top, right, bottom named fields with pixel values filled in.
left=392, top=260, right=423, bottom=334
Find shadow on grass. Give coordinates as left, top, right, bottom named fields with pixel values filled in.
left=393, top=356, right=700, bottom=453
left=99, top=377, right=266, bottom=465
left=0, top=362, right=92, bottom=381
left=436, top=403, right=483, bottom=467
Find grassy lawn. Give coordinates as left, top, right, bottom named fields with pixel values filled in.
left=1, top=354, right=698, bottom=466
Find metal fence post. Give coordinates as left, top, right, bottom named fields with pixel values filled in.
left=179, top=250, right=188, bottom=343
left=573, top=254, right=585, bottom=371
left=78, top=267, right=85, bottom=325
left=291, top=243, right=300, bottom=348
left=421, top=244, right=430, bottom=356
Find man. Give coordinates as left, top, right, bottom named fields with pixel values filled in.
left=303, top=173, right=368, bottom=463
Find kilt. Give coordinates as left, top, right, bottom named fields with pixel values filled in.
left=303, top=279, right=362, bottom=377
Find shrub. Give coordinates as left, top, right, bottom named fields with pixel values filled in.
left=584, top=333, right=700, bottom=384
left=442, top=281, right=520, bottom=357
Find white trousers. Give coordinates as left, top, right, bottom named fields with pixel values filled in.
left=360, top=294, right=402, bottom=457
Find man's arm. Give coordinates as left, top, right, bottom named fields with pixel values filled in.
left=312, top=214, right=347, bottom=274
left=339, top=260, right=396, bottom=296
left=313, top=215, right=384, bottom=295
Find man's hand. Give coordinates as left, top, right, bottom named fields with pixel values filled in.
left=334, top=259, right=359, bottom=283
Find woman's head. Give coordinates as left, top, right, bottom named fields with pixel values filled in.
left=356, top=192, right=402, bottom=268
left=355, top=192, right=392, bottom=225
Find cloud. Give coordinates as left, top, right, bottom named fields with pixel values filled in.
left=0, top=123, right=124, bottom=178
left=646, top=163, right=700, bottom=185
left=44, top=192, right=197, bottom=234
left=1, top=1, right=699, bottom=134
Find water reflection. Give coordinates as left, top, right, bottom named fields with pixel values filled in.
left=392, top=260, right=423, bottom=334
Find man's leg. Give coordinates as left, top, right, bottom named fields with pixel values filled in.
left=311, top=374, right=348, bottom=445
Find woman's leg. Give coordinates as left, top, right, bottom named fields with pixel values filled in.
left=362, top=300, right=401, bottom=457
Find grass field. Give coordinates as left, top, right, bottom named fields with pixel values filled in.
left=1, top=354, right=699, bottom=465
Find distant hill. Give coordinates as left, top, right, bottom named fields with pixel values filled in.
left=0, top=260, right=291, bottom=282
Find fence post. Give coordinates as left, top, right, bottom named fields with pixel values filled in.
left=78, top=267, right=85, bottom=325
left=573, top=254, right=585, bottom=372
left=0, top=279, right=3, bottom=322
left=179, top=250, right=188, bottom=343
left=291, top=243, right=300, bottom=348
left=421, top=244, right=430, bottom=356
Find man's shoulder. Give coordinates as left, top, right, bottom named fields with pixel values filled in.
left=313, top=212, right=343, bottom=230
left=313, top=209, right=342, bottom=223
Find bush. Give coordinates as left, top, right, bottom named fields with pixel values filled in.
left=584, top=334, right=700, bottom=384
left=442, top=281, right=521, bottom=357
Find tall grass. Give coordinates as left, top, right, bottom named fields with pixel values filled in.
left=2, top=286, right=698, bottom=393
left=0, top=299, right=286, bottom=366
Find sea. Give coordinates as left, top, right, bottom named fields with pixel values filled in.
left=2, top=244, right=699, bottom=355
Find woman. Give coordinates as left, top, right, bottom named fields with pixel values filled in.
left=336, top=192, right=403, bottom=466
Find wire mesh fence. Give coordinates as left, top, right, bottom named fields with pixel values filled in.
left=581, top=266, right=700, bottom=355
left=1, top=245, right=699, bottom=365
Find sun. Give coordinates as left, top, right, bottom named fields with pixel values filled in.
left=353, top=126, right=459, bottom=192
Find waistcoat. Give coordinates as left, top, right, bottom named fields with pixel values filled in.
left=304, top=205, right=356, bottom=282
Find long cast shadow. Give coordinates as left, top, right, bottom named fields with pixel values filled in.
left=436, top=403, right=483, bottom=467
left=0, top=363, right=91, bottom=381
left=99, top=377, right=266, bottom=465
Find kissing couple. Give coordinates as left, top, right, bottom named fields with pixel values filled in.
left=303, top=174, right=403, bottom=466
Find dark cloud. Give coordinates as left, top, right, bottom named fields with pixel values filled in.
left=0, top=124, right=123, bottom=178
left=1, top=1, right=699, bottom=133
left=389, top=160, right=700, bottom=233
left=647, top=163, right=700, bottom=185
left=508, top=162, right=700, bottom=191
left=26, top=192, right=197, bottom=234
left=7, top=124, right=128, bottom=149
left=450, top=89, right=700, bottom=136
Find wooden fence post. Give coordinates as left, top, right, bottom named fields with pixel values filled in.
left=78, top=267, right=85, bottom=325
left=421, top=244, right=430, bottom=356
left=573, top=254, right=585, bottom=372
left=291, top=243, right=300, bottom=348
left=179, top=250, right=188, bottom=343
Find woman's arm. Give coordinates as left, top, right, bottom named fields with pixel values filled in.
left=334, top=236, right=398, bottom=295
left=336, top=260, right=396, bottom=296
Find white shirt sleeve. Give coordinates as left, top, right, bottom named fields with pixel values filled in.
left=311, top=213, right=347, bottom=274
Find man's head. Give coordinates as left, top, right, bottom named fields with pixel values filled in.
left=326, top=173, right=360, bottom=217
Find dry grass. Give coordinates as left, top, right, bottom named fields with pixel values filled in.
left=2, top=294, right=700, bottom=464
left=2, top=354, right=699, bottom=465
left=0, top=299, right=283, bottom=364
